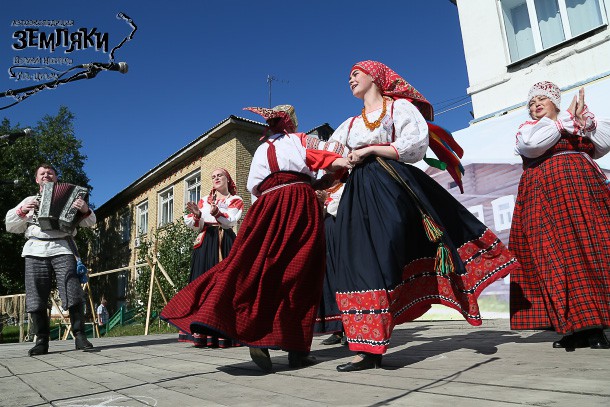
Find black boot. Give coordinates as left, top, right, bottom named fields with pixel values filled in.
left=288, top=351, right=318, bottom=368
left=69, top=304, right=93, bottom=350
left=28, top=311, right=50, bottom=356
left=321, top=332, right=343, bottom=345
left=249, top=347, right=272, bottom=373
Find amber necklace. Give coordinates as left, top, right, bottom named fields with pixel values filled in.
left=325, top=182, right=343, bottom=194
left=361, top=97, right=387, bottom=131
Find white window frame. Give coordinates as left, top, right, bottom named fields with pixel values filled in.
left=184, top=171, right=201, bottom=204
left=491, top=195, right=515, bottom=232
left=468, top=204, right=486, bottom=224
left=498, top=0, right=608, bottom=64
left=158, top=187, right=174, bottom=227
left=136, top=200, right=148, bottom=236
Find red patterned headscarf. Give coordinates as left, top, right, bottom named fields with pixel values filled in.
left=243, top=104, right=298, bottom=134
left=352, top=60, right=434, bottom=121
left=208, top=168, right=237, bottom=202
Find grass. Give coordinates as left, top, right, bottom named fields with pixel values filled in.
left=0, top=325, right=22, bottom=343
left=104, top=321, right=178, bottom=337
left=1, top=319, right=178, bottom=343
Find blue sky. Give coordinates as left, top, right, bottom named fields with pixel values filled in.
left=1, top=1, right=472, bottom=207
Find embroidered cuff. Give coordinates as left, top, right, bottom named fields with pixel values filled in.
left=581, top=105, right=597, bottom=133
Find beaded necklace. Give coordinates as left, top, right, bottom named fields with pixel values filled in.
left=361, top=98, right=387, bottom=131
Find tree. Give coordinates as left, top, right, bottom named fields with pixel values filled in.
left=0, top=106, right=92, bottom=295
left=133, top=221, right=195, bottom=315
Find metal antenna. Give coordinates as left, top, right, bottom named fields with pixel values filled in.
left=267, top=75, right=289, bottom=107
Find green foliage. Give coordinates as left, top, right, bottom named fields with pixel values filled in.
left=0, top=107, right=92, bottom=295
left=133, top=222, right=195, bottom=316
left=104, top=320, right=179, bottom=337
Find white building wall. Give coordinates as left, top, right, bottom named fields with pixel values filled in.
left=456, top=0, right=610, bottom=120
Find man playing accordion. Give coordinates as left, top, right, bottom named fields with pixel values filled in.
left=5, top=163, right=96, bottom=356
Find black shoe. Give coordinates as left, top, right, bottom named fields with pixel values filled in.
left=28, top=336, right=49, bottom=356
left=552, top=335, right=575, bottom=350
left=75, top=332, right=93, bottom=350
left=583, top=329, right=610, bottom=349
left=341, top=335, right=348, bottom=346
left=288, top=351, right=318, bottom=368
left=249, top=348, right=272, bottom=373
left=336, top=353, right=382, bottom=372
left=321, top=333, right=342, bottom=345
left=218, top=337, right=232, bottom=348
left=192, top=333, right=206, bottom=347
left=206, top=335, right=218, bottom=348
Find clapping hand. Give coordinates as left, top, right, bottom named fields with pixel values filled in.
left=185, top=201, right=201, bottom=217
left=567, top=87, right=586, bottom=128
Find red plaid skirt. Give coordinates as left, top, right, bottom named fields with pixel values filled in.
left=161, top=172, right=326, bottom=351
left=510, top=144, right=610, bottom=334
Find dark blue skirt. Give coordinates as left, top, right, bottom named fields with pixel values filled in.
left=189, top=226, right=236, bottom=282
left=330, top=157, right=519, bottom=354
left=314, top=214, right=343, bottom=334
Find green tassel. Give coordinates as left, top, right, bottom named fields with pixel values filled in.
left=434, top=243, right=455, bottom=275
left=422, top=214, right=443, bottom=243
left=423, top=156, right=447, bottom=171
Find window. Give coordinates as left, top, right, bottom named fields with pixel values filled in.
left=468, top=205, right=486, bottom=224
left=119, top=211, right=131, bottom=243
left=491, top=195, right=515, bottom=231
left=159, top=188, right=174, bottom=227
left=92, top=228, right=100, bottom=255
left=117, top=271, right=129, bottom=300
left=185, top=172, right=201, bottom=204
left=137, top=201, right=148, bottom=235
left=500, top=0, right=606, bottom=62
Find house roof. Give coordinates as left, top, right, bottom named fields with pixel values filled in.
left=95, top=115, right=266, bottom=216
left=96, top=116, right=336, bottom=216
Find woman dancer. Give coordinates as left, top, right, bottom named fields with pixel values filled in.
left=328, top=60, right=520, bottom=371
left=161, top=104, right=349, bottom=373
left=510, top=82, right=610, bottom=350
left=179, top=168, right=243, bottom=347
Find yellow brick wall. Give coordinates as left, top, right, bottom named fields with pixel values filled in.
left=94, top=122, right=263, bottom=279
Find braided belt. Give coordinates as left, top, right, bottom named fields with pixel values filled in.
left=261, top=181, right=308, bottom=195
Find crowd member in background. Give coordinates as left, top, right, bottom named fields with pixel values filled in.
left=162, top=105, right=349, bottom=373
left=510, top=82, right=610, bottom=350
left=180, top=168, right=243, bottom=348
left=97, top=298, right=109, bottom=334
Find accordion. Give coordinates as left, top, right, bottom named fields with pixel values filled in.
left=37, top=182, right=89, bottom=233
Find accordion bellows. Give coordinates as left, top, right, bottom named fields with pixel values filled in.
left=38, top=182, right=89, bottom=233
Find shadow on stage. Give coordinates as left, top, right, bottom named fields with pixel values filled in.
left=216, top=323, right=554, bottom=376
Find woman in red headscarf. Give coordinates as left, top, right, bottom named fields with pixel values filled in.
left=178, top=168, right=244, bottom=347
left=328, top=60, right=520, bottom=371
left=162, top=105, right=350, bottom=373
